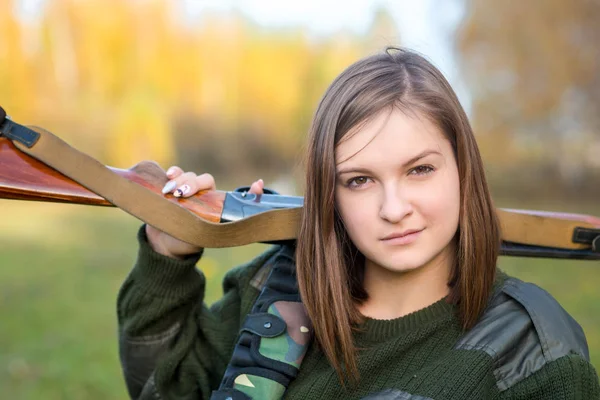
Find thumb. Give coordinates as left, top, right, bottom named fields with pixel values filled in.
left=248, top=179, right=264, bottom=194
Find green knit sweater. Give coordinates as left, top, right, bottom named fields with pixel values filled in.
left=117, top=226, right=600, bottom=399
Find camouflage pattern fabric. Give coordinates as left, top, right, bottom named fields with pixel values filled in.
left=233, top=374, right=286, bottom=399
left=257, top=301, right=312, bottom=368
left=211, top=245, right=312, bottom=400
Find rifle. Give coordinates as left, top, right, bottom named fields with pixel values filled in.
left=1, top=106, right=599, bottom=259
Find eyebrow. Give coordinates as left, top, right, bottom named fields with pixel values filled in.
left=336, top=149, right=442, bottom=176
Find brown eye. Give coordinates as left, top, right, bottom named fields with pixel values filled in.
left=410, top=165, right=435, bottom=176
left=347, top=176, right=370, bottom=188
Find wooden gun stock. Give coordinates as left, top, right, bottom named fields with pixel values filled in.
left=1, top=132, right=599, bottom=258
left=0, top=137, right=225, bottom=223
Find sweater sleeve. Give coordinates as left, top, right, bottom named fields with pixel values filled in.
left=499, top=354, right=600, bottom=399
left=117, top=225, right=279, bottom=400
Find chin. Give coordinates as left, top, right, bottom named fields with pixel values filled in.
left=370, top=253, right=432, bottom=274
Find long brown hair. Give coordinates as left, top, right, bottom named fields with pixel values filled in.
left=295, top=47, right=501, bottom=384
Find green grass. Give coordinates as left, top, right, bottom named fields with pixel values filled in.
left=0, top=202, right=267, bottom=399
left=0, top=201, right=598, bottom=398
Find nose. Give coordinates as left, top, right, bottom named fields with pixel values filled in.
left=378, top=184, right=413, bottom=223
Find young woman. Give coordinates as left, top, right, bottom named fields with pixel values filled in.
left=117, top=48, right=599, bottom=399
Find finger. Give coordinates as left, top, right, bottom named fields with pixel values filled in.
left=248, top=179, right=264, bottom=195
left=173, top=172, right=200, bottom=198
left=166, top=166, right=184, bottom=179
left=162, top=166, right=185, bottom=193
left=194, top=173, right=216, bottom=192
left=173, top=184, right=191, bottom=198
left=174, top=173, right=216, bottom=198
left=162, top=171, right=196, bottom=194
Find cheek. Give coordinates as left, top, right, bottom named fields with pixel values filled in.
left=422, top=169, right=461, bottom=229
left=336, top=192, right=376, bottom=238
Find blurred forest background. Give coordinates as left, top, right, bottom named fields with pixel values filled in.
left=1, top=0, right=599, bottom=398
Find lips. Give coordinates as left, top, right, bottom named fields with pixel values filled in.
left=380, top=228, right=424, bottom=246
left=381, top=228, right=424, bottom=241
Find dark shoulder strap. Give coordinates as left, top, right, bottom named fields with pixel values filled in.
left=211, top=244, right=313, bottom=400
left=455, top=276, right=589, bottom=392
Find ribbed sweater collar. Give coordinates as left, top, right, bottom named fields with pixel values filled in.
left=353, top=269, right=509, bottom=343
left=354, top=297, right=457, bottom=342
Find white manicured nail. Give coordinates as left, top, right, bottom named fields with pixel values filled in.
left=174, top=184, right=190, bottom=197
left=162, top=180, right=177, bottom=194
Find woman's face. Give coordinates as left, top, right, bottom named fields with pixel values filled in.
left=334, top=108, right=460, bottom=276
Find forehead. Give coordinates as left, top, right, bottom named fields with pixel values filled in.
left=335, top=108, right=449, bottom=166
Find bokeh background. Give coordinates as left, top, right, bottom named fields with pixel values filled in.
left=1, top=0, right=599, bottom=398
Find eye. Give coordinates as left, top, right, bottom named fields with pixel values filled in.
left=346, top=176, right=371, bottom=188
left=409, top=165, right=435, bottom=176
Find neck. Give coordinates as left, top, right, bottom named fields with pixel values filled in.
left=358, top=247, right=454, bottom=320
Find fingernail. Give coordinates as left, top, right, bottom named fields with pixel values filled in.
left=166, top=167, right=176, bottom=177
left=162, top=180, right=177, bottom=194
left=174, top=184, right=190, bottom=198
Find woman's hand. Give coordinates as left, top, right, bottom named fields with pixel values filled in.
left=146, top=166, right=265, bottom=259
